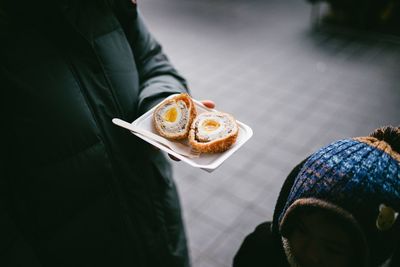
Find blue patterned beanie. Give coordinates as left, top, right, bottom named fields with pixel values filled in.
left=279, top=126, right=400, bottom=266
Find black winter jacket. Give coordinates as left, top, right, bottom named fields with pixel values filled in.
left=232, top=161, right=305, bottom=267
left=0, top=1, right=189, bottom=266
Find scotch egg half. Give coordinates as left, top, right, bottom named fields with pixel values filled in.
left=189, top=112, right=239, bottom=153
left=153, top=94, right=196, bottom=140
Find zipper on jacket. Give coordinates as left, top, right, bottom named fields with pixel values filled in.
left=64, top=54, right=146, bottom=256
left=60, top=5, right=125, bottom=119
left=91, top=46, right=125, bottom=118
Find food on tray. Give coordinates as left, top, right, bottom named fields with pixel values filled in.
left=153, top=93, right=197, bottom=140
left=189, top=112, right=239, bottom=153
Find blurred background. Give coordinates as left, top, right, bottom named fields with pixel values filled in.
left=140, top=0, right=400, bottom=266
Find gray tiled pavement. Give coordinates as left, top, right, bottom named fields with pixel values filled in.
left=140, top=0, right=400, bottom=266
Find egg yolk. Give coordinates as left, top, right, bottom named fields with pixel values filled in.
left=163, top=107, right=178, bottom=122
left=202, top=120, right=220, bottom=132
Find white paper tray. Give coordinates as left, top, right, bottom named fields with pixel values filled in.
left=115, top=95, right=253, bottom=172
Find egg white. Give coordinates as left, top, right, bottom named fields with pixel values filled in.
left=161, top=103, right=182, bottom=126
left=157, top=101, right=189, bottom=134
left=195, top=113, right=236, bottom=142
left=197, top=117, right=224, bottom=141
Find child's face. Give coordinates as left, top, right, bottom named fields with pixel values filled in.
left=285, top=211, right=355, bottom=267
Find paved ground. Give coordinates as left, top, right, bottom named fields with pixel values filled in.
left=140, top=1, right=400, bottom=266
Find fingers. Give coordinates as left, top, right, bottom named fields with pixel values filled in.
left=201, top=100, right=216, bottom=109
left=168, top=154, right=181, bottom=161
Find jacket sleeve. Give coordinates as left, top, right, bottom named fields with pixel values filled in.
left=0, top=71, right=42, bottom=267
left=115, top=2, right=189, bottom=114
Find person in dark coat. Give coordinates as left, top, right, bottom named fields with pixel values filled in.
left=0, top=0, right=210, bottom=266
left=234, top=126, right=400, bottom=267
left=307, top=0, right=400, bottom=31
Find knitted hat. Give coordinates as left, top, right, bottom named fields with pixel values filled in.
left=278, top=126, right=400, bottom=266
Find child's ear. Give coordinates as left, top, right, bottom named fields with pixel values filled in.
left=376, top=204, right=399, bottom=231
